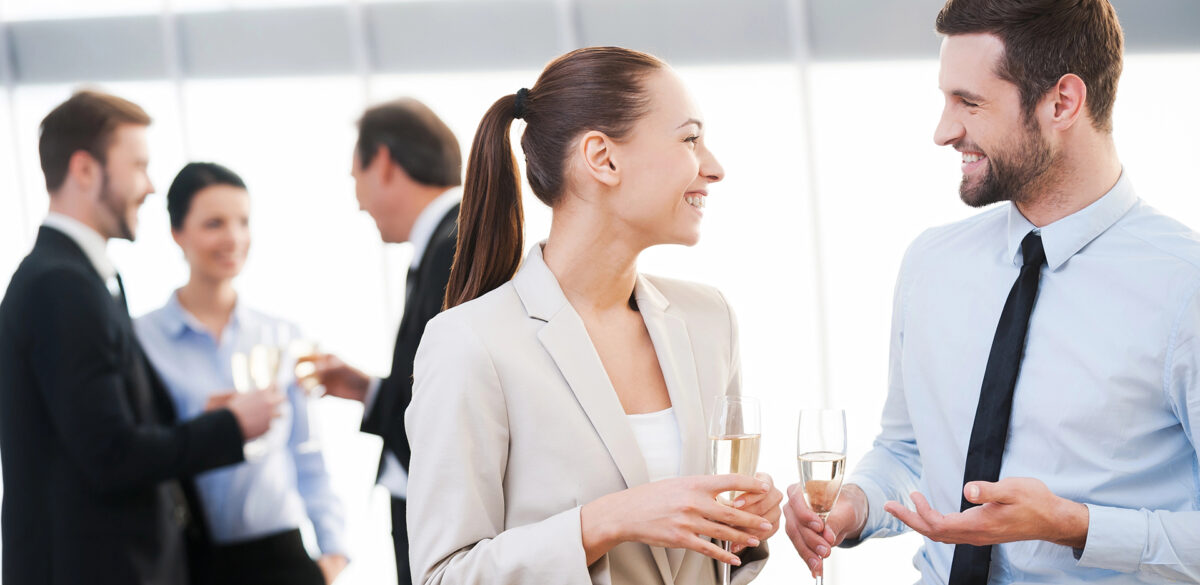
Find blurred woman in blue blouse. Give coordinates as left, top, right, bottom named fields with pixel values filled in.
left=135, top=162, right=347, bottom=585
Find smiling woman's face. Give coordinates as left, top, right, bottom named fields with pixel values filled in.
left=172, top=184, right=251, bottom=282
left=602, top=69, right=726, bottom=247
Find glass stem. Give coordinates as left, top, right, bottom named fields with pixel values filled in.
left=721, top=539, right=733, bottom=585
left=814, top=513, right=827, bottom=585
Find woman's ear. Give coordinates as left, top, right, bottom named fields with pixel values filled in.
left=578, top=130, right=620, bottom=187
left=170, top=228, right=188, bottom=259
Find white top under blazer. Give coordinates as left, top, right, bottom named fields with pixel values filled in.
left=627, top=408, right=683, bottom=484
left=406, top=244, right=770, bottom=585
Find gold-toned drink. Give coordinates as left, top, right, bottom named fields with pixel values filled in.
left=709, top=434, right=762, bottom=503
left=798, top=450, right=846, bottom=517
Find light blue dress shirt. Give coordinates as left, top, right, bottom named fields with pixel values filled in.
left=135, top=293, right=347, bottom=556
left=848, top=172, right=1200, bottom=584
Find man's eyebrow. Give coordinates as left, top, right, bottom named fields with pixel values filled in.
left=951, top=89, right=986, bottom=103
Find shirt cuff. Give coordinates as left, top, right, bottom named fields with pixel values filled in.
left=839, top=476, right=899, bottom=546
left=1076, top=504, right=1147, bottom=573
left=362, top=376, right=383, bottom=418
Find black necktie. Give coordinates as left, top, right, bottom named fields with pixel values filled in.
left=948, top=231, right=1046, bottom=585
left=113, top=272, right=129, bottom=312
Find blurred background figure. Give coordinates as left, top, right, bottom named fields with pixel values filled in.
left=0, top=90, right=277, bottom=585
left=304, top=98, right=461, bottom=585
left=135, top=162, right=348, bottom=585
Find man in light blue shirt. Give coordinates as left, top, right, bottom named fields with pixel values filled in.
left=784, top=1, right=1200, bottom=583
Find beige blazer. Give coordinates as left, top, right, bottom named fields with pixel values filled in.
left=406, top=244, right=769, bottom=585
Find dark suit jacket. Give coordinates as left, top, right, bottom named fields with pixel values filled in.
left=361, top=204, right=458, bottom=475
left=0, top=227, right=245, bottom=585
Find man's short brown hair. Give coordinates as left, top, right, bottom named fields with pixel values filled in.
left=936, top=0, right=1124, bottom=133
left=38, top=89, right=152, bottom=193
left=356, top=98, right=462, bottom=188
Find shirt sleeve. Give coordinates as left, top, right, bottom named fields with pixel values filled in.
left=1075, top=283, right=1200, bottom=581
left=842, top=238, right=925, bottom=544
left=287, top=378, right=348, bottom=557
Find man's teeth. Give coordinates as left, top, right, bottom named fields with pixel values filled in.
left=686, top=195, right=706, bottom=209
left=962, top=153, right=985, bottom=163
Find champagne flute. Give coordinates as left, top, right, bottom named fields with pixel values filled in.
left=288, top=339, right=324, bottom=453
left=796, top=409, right=847, bottom=585
left=708, top=396, right=761, bottom=585
left=230, top=325, right=285, bottom=459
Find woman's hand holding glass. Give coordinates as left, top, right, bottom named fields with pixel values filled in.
left=579, top=473, right=779, bottom=566
left=728, top=471, right=783, bottom=554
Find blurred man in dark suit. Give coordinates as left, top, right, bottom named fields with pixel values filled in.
left=0, top=89, right=280, bottom=585
left=307, top=98, right=461, bottom=585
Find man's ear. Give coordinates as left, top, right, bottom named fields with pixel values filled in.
left=66, top=150, right=101, bottom=193
left=578, top=130, right=620, bottom=188
left=371, top=144, right=395, bottom=184
left=1044, top=73, right=1088, bottom=131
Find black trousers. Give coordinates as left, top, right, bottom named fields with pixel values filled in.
left=205, top=528, right=325, bottom=585
left=392, top=497, right=413, bottom=585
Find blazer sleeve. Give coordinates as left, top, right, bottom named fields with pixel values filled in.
left=406, top=312, right=594, bottom=585
left=28, top=268, right=243, bottom=494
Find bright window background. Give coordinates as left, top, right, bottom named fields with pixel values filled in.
left=1, top=1, right=1198, bottom=582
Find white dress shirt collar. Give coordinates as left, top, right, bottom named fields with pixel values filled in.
left=408, top=187, right=461, bottom=270
left=1005, top=170, right=1137, bottom=270
left=42, top=212, right=117, bottom=282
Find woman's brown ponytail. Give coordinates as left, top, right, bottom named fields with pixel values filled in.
left=444, top=94, right=524, bottom=310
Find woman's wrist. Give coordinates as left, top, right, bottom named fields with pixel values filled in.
left=581, top=493, right=625, bottom=564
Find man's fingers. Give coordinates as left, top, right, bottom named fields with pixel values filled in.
left=884, top=499, right=930, bottom=534
left=911, top=492, right=942, bottom=523
left=965, top=480, right=1012, bottom=505
left=801, top=521, right=833, bottom=558
left=785, top=486, right=824, bottom=529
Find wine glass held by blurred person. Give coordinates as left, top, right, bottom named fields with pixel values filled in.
left=300, top=97, right=462, bottom=585
left=784, top=1, right=1200, bottom=583
left=0, top=91, right=278, bottom=585
left=135, top=162, right=348, bottom=585
left=405, top=47, right=784, bottom=585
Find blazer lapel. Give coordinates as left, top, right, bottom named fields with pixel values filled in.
left=635, top=276, right=708, bottom=578
left=514, top=246, right=675, bottom=585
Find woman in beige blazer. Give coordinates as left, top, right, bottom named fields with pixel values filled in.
left=406, top=47, right=783, bottom=585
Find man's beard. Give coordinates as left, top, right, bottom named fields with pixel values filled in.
left=98, top=167, right=136, bottom=241
left=960, top=118, right=1056, bottom=209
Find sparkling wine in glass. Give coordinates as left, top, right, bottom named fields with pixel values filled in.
left=230, top=325, right=285, bottom=459
left=797, top=408, right=847, bottom=585
left=708, top=396, right=761, bottom=585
